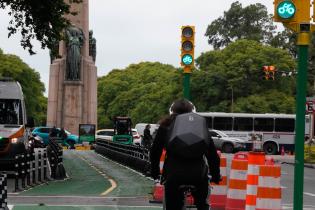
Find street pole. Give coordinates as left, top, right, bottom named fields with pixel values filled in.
left=294, top=31, right=310, bottom=210
left=183, top=73, right=191, bottom=100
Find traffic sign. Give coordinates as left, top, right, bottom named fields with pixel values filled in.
left=277, top=1, right=296, bottom=19
left=306, top=101, right=315, bottom=113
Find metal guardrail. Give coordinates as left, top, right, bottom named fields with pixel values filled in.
left=0, top=173, right=8, bottom=210
left=95, top=139, right=150, bottom=175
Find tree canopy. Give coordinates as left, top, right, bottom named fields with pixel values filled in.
left=0, top=48, right=47, bottom=125
left=193, top=39, right=296, bottom=113
left=0, top=0, right=81, bottom=54
left=97, top=62, right=182, bottom=128
left=205, top=1, right=276, bottom=49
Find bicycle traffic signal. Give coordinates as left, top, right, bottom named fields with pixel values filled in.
left=181, top=26, right=195, bottom=73
left=273, top=0, right=310, bottom=32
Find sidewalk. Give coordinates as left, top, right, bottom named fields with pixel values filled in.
left=269, top=155, right=315, bottom=169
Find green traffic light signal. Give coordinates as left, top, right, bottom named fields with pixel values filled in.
left=182, top=54, right=193, bottom=65
left=277, top=1, right=296, bottom=19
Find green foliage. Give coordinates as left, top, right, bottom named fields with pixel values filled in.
left=0, top=49, right=47, bottom=125
left=0, top=0, right=82, bottom=54
left=193, top=40, right=296, bottom=113
left=205, top=1, right=276, bottom=49
left=97, top=62, right=182, bottom=128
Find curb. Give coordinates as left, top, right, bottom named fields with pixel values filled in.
left=279, top=161, right=315, bottom=169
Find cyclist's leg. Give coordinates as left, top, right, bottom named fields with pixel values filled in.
left=191, top=176, right=210, bottom=210
left=164, top=179, right=185, bottom=210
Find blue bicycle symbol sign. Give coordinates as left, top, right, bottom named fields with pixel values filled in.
left=277, top=1, right=296, bottom=19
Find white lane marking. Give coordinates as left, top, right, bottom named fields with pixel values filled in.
left=11, top=204, right=162, bottom=208
left=101, top=179, right=117, bottom=196
left=281, top=185, right=287, bottom=189
left=8, top=205, right=14, bottom=210
left=304, top=192, right=315, bottom=197
left=9, top=195, right=148, bottom=199
left=96, top=153, right=153, bottom=181
left=75, top=153, right=118, bottom=195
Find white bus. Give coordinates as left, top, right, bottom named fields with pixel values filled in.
left=198, top=112, right=310, bottom=155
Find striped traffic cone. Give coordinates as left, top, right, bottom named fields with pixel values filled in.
left=226, top=152, right=249, bottom=210
left=256, top=165, right=282, bottom=210
left=160, top=149, right=166, bottom=174
left=245, top=152, right=265, bottom=210
left=210, top=154, right=227, bottom=210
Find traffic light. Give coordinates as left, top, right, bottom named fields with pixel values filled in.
left=269, top=66, right=276, bottom=80
left=273, top=0, right=310, bottom=32
left=181, top=26, right=195, bottom=73
left=262, top=66, right=270, bottom=80
left=262, top=66, right=277, bottom=80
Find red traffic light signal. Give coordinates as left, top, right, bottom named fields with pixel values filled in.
left=262, top=66, right=277, bottom=80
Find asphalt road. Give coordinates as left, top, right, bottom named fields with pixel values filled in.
left=5, top=151, right=315, bottom=210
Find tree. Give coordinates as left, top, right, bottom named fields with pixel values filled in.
left=0, top=48, right=47, bottom=125
left=0, top=0, right=81, bottom=54
left=193, top=40, right=296, bottom=113
left=97, top=62, right=182, bottom=128
left=205, top=1, right=276, bottom=49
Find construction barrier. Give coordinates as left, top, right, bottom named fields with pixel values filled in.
left=256, top=165, right=281, bottom=210
left=160, top=149, right=166, bottom=174
left=210, top=154, right=227, bottom=210
left=226, top=152, right=249, bottom=210
left=47, top=137, right=66, bottom=180
left=0, top=173, right=7, bottom=210
left=152, top=182, right=164, bottom=203
left=95, top=139, right=150, bottom=174
left=245, top=152, right=266, bottom=210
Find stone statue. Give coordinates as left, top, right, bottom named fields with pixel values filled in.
left=89, top=30, right=96, bottom=62
left=65, top=25, right=84, bottom=80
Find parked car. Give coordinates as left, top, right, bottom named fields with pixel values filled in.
left=32, top=127, right=80, bottom=148
left=209, top=129, right=247, bottom=153
left=132, top=128, right=142, bottom=146
left=95, top=129, right=114, bottom=141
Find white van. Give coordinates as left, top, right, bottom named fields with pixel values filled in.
left=0, top=78, right=32, bottom=166
left=135, top=123, right=159, bottom=138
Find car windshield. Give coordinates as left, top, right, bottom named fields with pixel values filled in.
left=0, top=99, right=22, bottom=125
left=213, top=130, right=228, bottom=137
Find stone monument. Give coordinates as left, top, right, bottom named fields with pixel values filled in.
left=46, top=0, right=97, bottom=135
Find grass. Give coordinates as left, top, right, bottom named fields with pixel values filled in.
left=304, top=145, right=315, bottom=164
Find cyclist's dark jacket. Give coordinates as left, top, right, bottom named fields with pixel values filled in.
left=150, top=115, right=220, bottom=183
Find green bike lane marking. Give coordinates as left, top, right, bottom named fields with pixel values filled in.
left=21, top=150, right=111, bottom=196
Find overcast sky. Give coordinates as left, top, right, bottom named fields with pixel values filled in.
left=0, top=0, right=274, bottom=95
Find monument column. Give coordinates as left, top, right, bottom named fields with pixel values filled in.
left=46, top=0, right=97, bottom=135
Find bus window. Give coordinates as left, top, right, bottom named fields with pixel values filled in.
left=233, top=117, right=253, bottom=131
left=213, top=117, right=232, bottom=130
left=254, top=118, right=274, bottom=131
left=275, top=118, right=295, bottom=132
left=205, top=117, right=213, bottom=129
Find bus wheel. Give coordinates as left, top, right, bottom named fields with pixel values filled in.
left=263, top=142, right=277, bottom=155
left=222, top=143, right=234, bottom=153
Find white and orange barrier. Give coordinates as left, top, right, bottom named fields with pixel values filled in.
left=210, top=154, right=227, bottom=210
left=160, top=149, right=166, bottom=174
left=245, top=152, right=266, bottom=210
left=226, top=152, right=249, bottom=210
left=256, top=165, right=282, bottom=210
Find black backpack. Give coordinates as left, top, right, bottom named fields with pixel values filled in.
left=167, top=112, right=209, bottom=159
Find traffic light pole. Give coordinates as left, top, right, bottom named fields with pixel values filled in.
left=183, top=73, right=191, bottom=100
left=294, top=32, right=309, bottom=210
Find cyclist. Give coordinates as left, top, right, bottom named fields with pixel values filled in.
left=150, top=99, right=221, bottom=210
